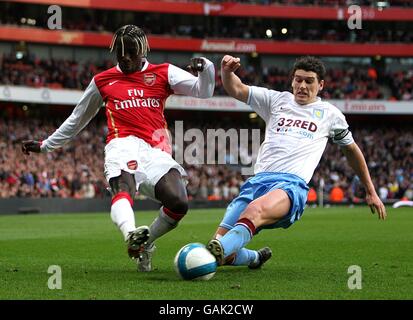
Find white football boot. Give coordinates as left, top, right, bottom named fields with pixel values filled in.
left=137, top=243, right=156, bottom=272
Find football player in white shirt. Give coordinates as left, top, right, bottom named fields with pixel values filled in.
left=207, top=55, right=387, bottom=268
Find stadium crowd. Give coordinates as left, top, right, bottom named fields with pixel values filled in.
left=2, top=54, right=412, bottom=101
left=1, top=12, right=412, bottom=44
left=1, top=115, right=412, bottom=203
left=313, top=125, right=413, bottom=203
left=0, top=117, right=108, bottom=199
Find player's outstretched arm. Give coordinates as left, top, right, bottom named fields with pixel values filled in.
left=221, top=55, right=249, bottom=104
left=341, top=142, right=387, bottom=220
left=31, top=79, right=103, bottom=154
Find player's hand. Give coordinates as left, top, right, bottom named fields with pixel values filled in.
left=366, top=192, right=387, bottom=220
left=188, top=57, right=206, bottom=73
left=221, top=55, right=241, bottom=73
left=21, top=140, right=42, bottom=155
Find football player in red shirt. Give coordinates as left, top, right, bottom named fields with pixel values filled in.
left=22, top=25, right=215, bottom=272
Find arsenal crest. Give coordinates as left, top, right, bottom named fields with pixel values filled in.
left=143, top=73, right=156, bottom=86
left=127, top=160, right=138, bottom=170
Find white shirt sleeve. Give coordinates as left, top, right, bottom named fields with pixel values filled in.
left=168, top=57, right=215, bottom=99
left=329, top=109, right=354, bottom=146
left=247, top=86, right=282, bottom=122
left=41, top=78, right=103, bottom=152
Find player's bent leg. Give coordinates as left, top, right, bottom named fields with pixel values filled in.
left=241, top=189, right=291, bottom=227
left=217, top=189, right=291, bottom=263
left=208, top=193, right=252, bottom=266
left=211, top=226, right=235, bottom=266
left=132, top=168, right=189, bottom=272
left=212, top=227, right=270, bottom=268
left=149, top=168, right=189, bottom=243
left=109, top=171, right=137, bottom=242
left=210, top=228, right=259, bottom=267
left=146, top=169, right=188, bottom=242
left=212, top=227, right=236, bottom=265
left=109, top=171, right=150, bottom=261
left=135, top=169, right=188, bottom=272
left=155, top=168, right=188, bottom=215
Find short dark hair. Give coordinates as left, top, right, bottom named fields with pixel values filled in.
left=292, top=56, right=326, bottom=81
left=109, top=25, right=150, bottom=57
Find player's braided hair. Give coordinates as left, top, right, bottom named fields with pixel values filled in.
left=109, top=25, right=150, bottom=57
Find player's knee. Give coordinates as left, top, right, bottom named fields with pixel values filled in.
left=110, top=178, right=136, bottom=200
left=243, top=201, right=263, bottom=218
left=165, top=193, right=188, bottom=215
left=241, top=201, right=266, bottom=225
left=119, top=182, right=136, bottom=198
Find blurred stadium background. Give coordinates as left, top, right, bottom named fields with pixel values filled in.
left=1, top=0, right=413, bottom=301
left=0, top=0, right=412, bottom=213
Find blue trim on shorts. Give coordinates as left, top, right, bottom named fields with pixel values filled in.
left=219, top=172, right=309, bottom=231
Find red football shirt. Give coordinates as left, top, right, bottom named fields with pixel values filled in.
left=94, top=63, right=173, bottom=153
left=40, top=58, right=215, bottom=154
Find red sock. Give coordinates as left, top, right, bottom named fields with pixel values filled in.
left=162, top=206, right=185, bottom=222
left=235, top=218, right=256, bottom=238
left=111, top=191, right=133, bottom=206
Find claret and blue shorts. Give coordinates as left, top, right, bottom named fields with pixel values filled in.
left=219, top=172, right=309, bottom=233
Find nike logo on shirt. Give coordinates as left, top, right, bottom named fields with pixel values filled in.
left=109, top=80, right=119, bottom=86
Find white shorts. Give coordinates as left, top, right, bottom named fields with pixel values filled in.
left=104, top=136, right=186, bottom=199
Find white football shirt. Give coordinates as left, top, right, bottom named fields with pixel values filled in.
left=248, top=86, right=354, bottom=183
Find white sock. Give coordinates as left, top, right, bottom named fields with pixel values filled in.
left=147, top=207, right=180, bottom=244
left=111, top=198, right=136, bottom=241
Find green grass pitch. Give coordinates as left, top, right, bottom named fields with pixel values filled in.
left=0, top=207, right=412, bottom=300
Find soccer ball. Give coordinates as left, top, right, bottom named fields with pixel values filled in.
left=174, top=243, right=218, bottom=280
